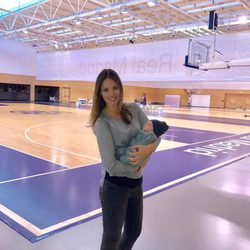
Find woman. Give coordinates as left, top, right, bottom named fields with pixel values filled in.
left=89, top=69, right=160, bottom=250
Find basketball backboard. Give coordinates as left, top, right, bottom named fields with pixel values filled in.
left=184, top=39, right=211, bottom=69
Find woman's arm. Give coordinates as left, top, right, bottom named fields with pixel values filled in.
left=135, top=156, right=150, bottom=172
left=129, top=138, right=160, bottom=166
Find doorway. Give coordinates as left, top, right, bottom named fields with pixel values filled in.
left=61, top=87, right=71, bottom=103
left=35, top=86, right=59, bottom=102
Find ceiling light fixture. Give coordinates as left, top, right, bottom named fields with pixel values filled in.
left=75, top=19, right=81, bottom=25
left=120, top=7, right=128, bottom=14
left=147, top=1, right=156, bottom=7
left=238, top=16, right=248, bottom=24
left=96, top=16, right=103, bottom=20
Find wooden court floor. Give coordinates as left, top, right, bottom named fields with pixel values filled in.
left=1, top=102, right=249, bottom=168
left=0, top=103, right=101, bottom=168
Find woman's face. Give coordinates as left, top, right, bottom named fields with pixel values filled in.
left=100, top=78, right=121, bottom=109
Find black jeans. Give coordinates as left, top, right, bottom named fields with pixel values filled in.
left=99, top=180, right=143, bottom=250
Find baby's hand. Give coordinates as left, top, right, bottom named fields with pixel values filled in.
left=143, top=121, right=153, bottom=132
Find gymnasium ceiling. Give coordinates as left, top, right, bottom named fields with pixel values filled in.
left=0, top=0, right=249, bottom=53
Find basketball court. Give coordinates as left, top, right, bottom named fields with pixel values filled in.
left=0, top=102, right=249, bottom=249
left=0, top=0, right=250, bottom=250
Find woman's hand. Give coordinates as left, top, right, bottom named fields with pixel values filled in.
left=129, top=143, right=155, bottom=166
left=135, top=157, right=150, bottom=172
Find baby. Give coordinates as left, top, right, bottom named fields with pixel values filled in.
left=115, top=119, right=169, bottom=166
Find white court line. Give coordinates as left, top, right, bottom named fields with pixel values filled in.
left=0, top=143, right=70, bottom=169
left=164, top=135, right=178, bottom=138
left=0, top=202, right=102, bottom=237
left=169, top=128, right=205, bottom=134
left=0, top=153, right=100, bottom=185
left=161, top=130, right=248, bottom=147
left=180, top=132, right=249, bottom=146
left=1, top=153, right=249, bottom=238
left=39, top=208, right=102, bottom=235
left=24, top=122, right=100, bottom=162
left=0, top=204, right=42, bottom=236
left=0, top=169, right=68, bottom=185
left=73, top=162, right=101, bottom=169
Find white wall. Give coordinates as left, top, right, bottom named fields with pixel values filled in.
left=1, top=32, right=249, bottom=89
left=36, top=31, right=250, bottom=90
left=0, top=38, right=36, bottom=76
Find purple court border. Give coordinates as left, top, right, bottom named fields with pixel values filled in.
left=0, top=133, right=250, bottom=242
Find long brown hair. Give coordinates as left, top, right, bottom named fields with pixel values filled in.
left=88, top=69, right=132, bottom=127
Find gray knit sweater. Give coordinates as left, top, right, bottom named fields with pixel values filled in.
left=94, top=103, right=156, bottom=184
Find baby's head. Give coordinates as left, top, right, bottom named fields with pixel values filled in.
left=143, top=120, right=169, bottom=137
left=151, top=120, right=169, bottom=137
